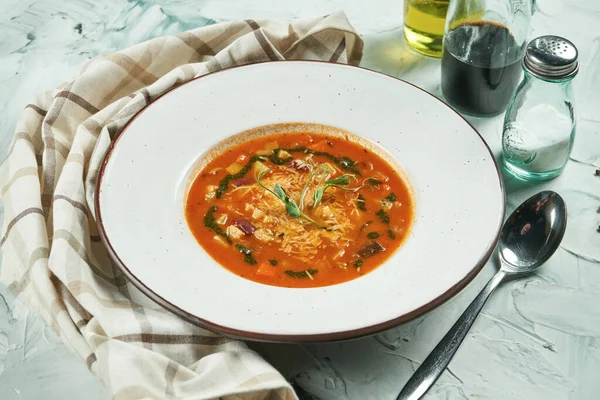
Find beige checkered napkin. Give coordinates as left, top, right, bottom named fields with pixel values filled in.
left=0, top=12, right=363, bottom=400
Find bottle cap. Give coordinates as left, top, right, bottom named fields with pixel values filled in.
left=523, top=35, right=579, bottom=80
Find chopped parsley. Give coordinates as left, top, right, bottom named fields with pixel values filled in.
left=382, top=192, right=396, bottom=203
left=268, top=259, right=278, bottom=266
left=354, top=259, right=364, bottom=268
left=376, top=209, right=390, bottom=224
left=235, top=244, right=257, bottom=265
left=387, top=229, right=396, bottom=240
left=357, top=194, right=366, bottom=211
left=367, top=232, right=380, bottom=239
left=285, top=269, right=318, bottom=278
left=204, top=206, right=231, bottom=243
left=268, top=151, right=294, bottom=165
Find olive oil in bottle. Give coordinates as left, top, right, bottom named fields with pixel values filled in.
left=403, top=0, right=450, bottom=58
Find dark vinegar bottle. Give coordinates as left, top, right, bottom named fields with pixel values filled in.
left=440, top=1, right=532, bottom=117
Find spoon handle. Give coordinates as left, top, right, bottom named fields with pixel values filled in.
left=397, top=269, right=507, bottom=400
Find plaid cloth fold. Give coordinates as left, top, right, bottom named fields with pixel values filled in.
left=0, top=12, right=363, bottom=400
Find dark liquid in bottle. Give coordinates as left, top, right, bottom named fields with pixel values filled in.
left=441, top=22, right=524, bottom=117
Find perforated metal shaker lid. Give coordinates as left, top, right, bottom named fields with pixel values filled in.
left=523, top=35, right=579, bottom=80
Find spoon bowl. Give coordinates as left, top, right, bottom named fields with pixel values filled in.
left=499, top=191, right=567, bottom=274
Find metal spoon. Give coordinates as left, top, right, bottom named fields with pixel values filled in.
left=397, top=190, right=567, bottom=400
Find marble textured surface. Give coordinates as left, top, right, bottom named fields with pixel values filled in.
left=1, top=0, right=599, bottom=399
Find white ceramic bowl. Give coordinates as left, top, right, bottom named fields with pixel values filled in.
left=97, top=61, right=505, bottom=342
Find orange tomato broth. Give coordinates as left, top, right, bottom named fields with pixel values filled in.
left=185, top=132, right=414, bottom=288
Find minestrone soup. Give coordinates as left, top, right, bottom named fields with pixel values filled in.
left=185, top=129, right=414, bottom=288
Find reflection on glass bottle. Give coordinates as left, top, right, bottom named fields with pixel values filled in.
left=441, top=0, right=532, bottom=116
left=502, top=36, right=579, bottom=181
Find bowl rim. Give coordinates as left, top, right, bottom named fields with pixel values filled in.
left=95, top=60, right=506, bottom=343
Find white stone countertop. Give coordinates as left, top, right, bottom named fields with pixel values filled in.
left=1, top=0, right=599, bottom=399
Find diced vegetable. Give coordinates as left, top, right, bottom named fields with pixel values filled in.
left=252, top=160, right=270, bottom=177
left=254, top=228, right=275, bottom=243
left=232, top=177, right=254, bottom=187
left=226, top=162, right=243, bottom=175
left=358, top=241, right=385, bottom=258
left=213, top=235, right=229, bottom=246
left=233, top=218, right=256, bottom=235
left=205, top=185, right=218, bottom=201
left=256, top=149, right=274, bottom=156
left=268, top=151, right=293, bottom=165
left=265, top=141, right=279, bottom=150
left=320, top=205, right=334, bottom=219
left=251, top=208, right=265, bottom=221
left=278, top=150, right=291, bottom=159
left=226, top=225, right=245, bottom=240
left=263, top=215, right=278, bottom=225
left=216, top=214, right=228, bottom=225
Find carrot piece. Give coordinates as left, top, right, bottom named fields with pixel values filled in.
left=255, top=262, right=277, bottom=277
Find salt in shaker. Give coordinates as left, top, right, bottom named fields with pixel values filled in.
left=502, top=35, right=578, bottom=181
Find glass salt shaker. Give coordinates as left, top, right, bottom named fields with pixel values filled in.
left=502, top=35, right=579, bottom=181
